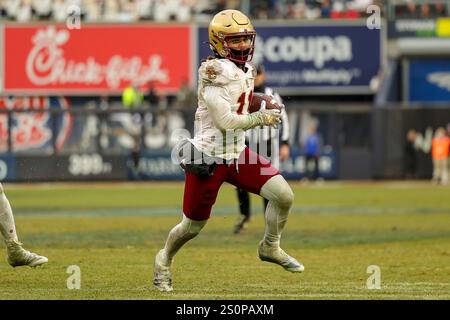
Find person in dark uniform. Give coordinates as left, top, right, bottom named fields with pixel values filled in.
left=234, top=63, right=290, bottom=234
left=404, top=129, right=418, bottom=179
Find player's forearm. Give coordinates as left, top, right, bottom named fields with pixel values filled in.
left=280, top=109, right=290, bottom=142
left=213, top=112, right=262, bottom=131
left=204, top=86, right=261, bottom=131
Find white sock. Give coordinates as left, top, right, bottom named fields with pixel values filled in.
left=260, top=175, right=294, bottom=248
left=0, top=185, right=18, bottom=242
left=161, top=215, right=207, bottom=266
left=262, top=201, right=288, bottom=247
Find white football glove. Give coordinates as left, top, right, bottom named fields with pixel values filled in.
left=255, top=100, right=282, bottom=128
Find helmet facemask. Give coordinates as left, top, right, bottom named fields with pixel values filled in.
left=212, top=31, right=256, bottom=64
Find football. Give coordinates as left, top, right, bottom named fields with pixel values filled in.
left=248, top=92, right=282, bottom=113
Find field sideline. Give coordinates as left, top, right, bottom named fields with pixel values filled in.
left=0, top=181, right=449, bottom=300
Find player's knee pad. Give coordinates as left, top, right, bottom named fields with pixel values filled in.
left=181, top=214, right=207, bottom=235
left=276, top=183, right=294, bottom=209
left=281, top=186, right=294, bottom=207
left=261, top=175, right=294, bottom=209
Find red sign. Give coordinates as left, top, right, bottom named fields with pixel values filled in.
left=4, top=25, right=192, bottom=94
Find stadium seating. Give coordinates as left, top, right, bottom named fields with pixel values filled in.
left=0, top=0, right=380, bottom=22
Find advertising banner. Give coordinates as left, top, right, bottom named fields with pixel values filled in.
left=15, top=154, right=127, bottom=181
left=279, top=149, right=337, bottom=180
left=128, top=151, right=184, bottom=180
left=408, top=59, right=450, bottom=103
left=0, top=155, right=16, bottom=182
left=3, top=25, right=192, bottom=94
left=197, top=23, right=381, bottom=94
left=127, top=149, right=337, bottom=181
left=388, top=18, right=450, bottom=38
left=0, top=96, right=72, bottom=153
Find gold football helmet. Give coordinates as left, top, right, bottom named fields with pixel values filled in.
left=208, top=9, right=256, bottom=64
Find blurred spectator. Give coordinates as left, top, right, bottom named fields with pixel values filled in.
left=420, top=3, right=432, bottom=19
left=250, top=0, right=268, bottom=19
left=153, top=0, right=192, bottom=22
left=16, top=0, right=32, bottom=22
left=321, top=0, right=332, bottom=18
left=431, top=127, right=450, bottom=185
left=304, top=123, right=322, bottom=181
left=447, top=123, right=450, bottom=178
left=214, top=0, right=227, bottom=12
left=84, top=0, right=102, bottom=21
left=145, top=81, right=160, bottom=109
left=175, top=79, right=197, bottom=132
left=434, top=2, right=448, bottom=17
left=305, top=1, right=322, bottom=19
left=175, top=79, right=196, bottom=111
left=330, top=0, right=362, bottom=19
left=136, top=0, right=153, bottom=20
left=405, top=1, right=419, bottom=18
left=157, top=91, right=169, bottom=111
left=52, top=0, right=68, bottom=21
left=404, top=129, right=418, bottom=179
left=119, top=0, right=139, bottom=22
left=395, top=1, right=448, bottom=19
left=32, top=0, right=52, bottom=19
left=122, top=84, right=144, bottom=109
left=121, top=84, right=145, bottom=172
left=351, top=0, right=372, bottom=12
left=4, top=0, right=20, bottom=20
left=103, top=0, right=120, bottom=21
left=152, top=0, right=170, bottom=21
left=1, top=0, right=383, bottom=21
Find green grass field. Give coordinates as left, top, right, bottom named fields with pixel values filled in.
left=0, top=181, right=449, bottom=300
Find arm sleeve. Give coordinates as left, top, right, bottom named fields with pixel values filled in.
left=203, top=85, right=261, bottom=131
left=279, top=108, right=290, bottom=145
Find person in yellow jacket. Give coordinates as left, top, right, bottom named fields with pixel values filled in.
left=122, top=85, right=144, bottom=109
left=431, top=127, right=450, bottom=185
left=121, top=84, right=144, bottom=174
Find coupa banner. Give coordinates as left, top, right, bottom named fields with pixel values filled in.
left=197, top=23, right=381, bottom=95
left=2, top=24, right=192, bottom=94
left=408, top=59, right=450, bottom=103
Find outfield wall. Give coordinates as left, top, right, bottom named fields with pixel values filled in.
left=0, top=106, right=447, bottom=182
left=0, top=106, right=338, bottom=182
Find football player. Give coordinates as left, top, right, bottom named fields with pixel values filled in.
left=153, top=9, right=303, bottom=292
left=0, top=183, right=48, bottom=267
left=234, top=63, right=291, bottom=234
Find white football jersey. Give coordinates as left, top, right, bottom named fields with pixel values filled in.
left=188, top=58, right=256, bottom=160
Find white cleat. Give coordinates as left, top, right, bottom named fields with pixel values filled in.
left=5, top=239, right=48, bottom=268
left=153, top=249, right=173, bottom=292
left=258, top=241, right=304, bottom=273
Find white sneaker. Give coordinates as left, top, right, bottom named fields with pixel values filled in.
left=258, top=241, right=304, bottom=273
left=6, top=239, right=48, bottom=268
left=153, top=249, right=173, bottom=292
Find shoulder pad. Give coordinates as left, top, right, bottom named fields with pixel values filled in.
left=199, top=59, right=237, bottom=86
left=247, top=62, right=257, bottom=79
